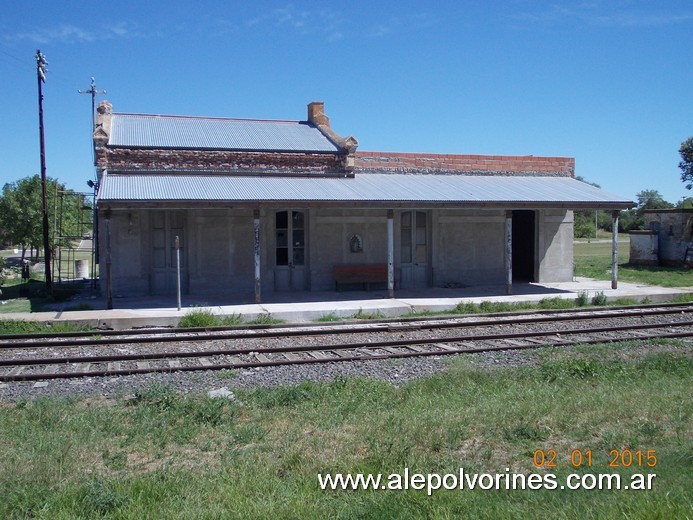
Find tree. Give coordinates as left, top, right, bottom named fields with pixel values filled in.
left=679, top=137, right=693, bottom=189
left=0, top=175, right=84, bottom=262
left=616, top=189, right=675, bottom=232
left=677, top=197, right=693, bottom=209
left=636, top=189, right=673, bottom=212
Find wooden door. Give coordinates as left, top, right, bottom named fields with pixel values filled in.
left=151, top=211, right=187, bottom=295
left=274, top=210, right=307, bottom=291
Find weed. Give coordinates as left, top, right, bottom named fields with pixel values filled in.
left=591, top=291, right=608, bottom=306
left=351, top=308, right=385, bottom=320
left=503, top=420, right=549, bottom=442
left=540, top=358, right=604, bottom=381
left=537, top=297, right=575, bottom=309
left=178, top=309, right=222, bottom=328
left=216, top=369, right=238, bottom=380
left=81, top=479, right=128, bottom=514
left=315, top=312, right=342, bottom=322
left=575, top=291, right=589, bottom=306
left=232, top=424, right=268, bottom=445
left=101, top=449, right=127, bottom=470
left=131, top=383, right=178, bottom=411
left=249, top=313, right=283, bottom=325
left=0, top=319, right=90, bottom=335
left=177, top=309, right=244, bottom=328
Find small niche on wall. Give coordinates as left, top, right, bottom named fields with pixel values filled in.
left=349, top=234, right=363, bottom=253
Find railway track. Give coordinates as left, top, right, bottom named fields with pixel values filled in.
left=1, top=303, right=691, bottom=382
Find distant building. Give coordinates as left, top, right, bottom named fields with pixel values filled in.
left=630, top=209, right=693, bottom=266
left=93, top=100, right=632, bottom=304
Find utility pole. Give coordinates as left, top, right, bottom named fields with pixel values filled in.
left=79, top=78, right=107, bottom=169
left=78, top=78, right=107, bottom=141
left=36, top=49, right=52, bottom=295
left=79, top=78, right=106, bottom=291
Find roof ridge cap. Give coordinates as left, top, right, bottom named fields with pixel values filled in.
left=112, top=112, right=301, bottom=124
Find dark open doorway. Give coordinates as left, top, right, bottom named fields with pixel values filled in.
left=512, top=210, right=535, bottom=282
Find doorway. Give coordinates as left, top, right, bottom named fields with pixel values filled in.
left=512, top=210, right=535, bottom=282
left=151, top=210, right=187, bottom=295
left=399, top=210, right=429, bottom=288
left=274, top=210, right=308, bottom=291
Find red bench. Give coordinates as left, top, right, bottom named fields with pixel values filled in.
left=333, top=264, right=388, bottom=291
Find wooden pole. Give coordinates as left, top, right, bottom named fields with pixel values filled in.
left=36, top=50, right=52, bottom=295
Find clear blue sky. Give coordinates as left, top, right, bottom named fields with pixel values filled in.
left=1, top=1, right=691, bottom=204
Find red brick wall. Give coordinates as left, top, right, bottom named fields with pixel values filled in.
left=355, top=151, right=575, bottom=176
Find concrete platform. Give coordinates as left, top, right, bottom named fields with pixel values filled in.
left=1, top=277, right=691, bottom=330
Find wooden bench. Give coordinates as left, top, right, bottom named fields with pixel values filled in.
left=333, top=264, right=388, bottom=291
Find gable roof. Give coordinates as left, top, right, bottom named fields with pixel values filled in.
left=108, top=113, right=342, bottom=153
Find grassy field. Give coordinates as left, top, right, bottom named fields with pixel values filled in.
left=574, top=238, right=693, bottom=288
left=0, top=342, right=690, bottom=519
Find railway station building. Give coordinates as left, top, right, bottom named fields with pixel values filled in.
left=93, top=100, right=633, bottom=306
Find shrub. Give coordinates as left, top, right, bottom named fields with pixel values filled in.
left=178, top=309, right=221, bottom=328
left=575, top=291, right=589, bottom=306
left=591, top=291, right=608, bottom=306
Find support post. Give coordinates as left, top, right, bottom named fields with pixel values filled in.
left=387, top=209, right=394, bottom=298
left=103, top=209, right=113, bottom=309
left=505, top=210, right=513, bottom=295
left=254, top=209, right=261, bottom=304
left=175, top=235, right=181, bottom=311
left=611, top=210, right=619, bottom=289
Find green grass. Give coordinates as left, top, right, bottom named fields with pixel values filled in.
left=315, top=312, right=343, bottom=322
left=574, top=240, right=693, bottom=288
left=177, top=309, right=244, bottom=328
left=0, top=341, right=690, bottom=518
left=0, top=319, right=91, bottom=335
left=351, top=308, right=386, bottom=320
left=248, top=313, right=284, bottom=325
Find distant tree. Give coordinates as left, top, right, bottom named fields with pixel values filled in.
left=573, top=176, right=603, bottom=238
left=614, top=189, right=676, bottom=232
left=679, top=137, right=693, bottom=189
left=635, top=189, right=673, bottom=212
left=0, top=175, right=83, bottom=262
left=677, top=197, right=693, bottom=209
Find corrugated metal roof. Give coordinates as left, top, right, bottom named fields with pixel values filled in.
left=108, top=113, right=341, bottom=152
left=98, top=172, right=633, bottom=208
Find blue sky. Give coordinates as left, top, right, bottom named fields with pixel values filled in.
left=1, top=1, right=691, bottom=204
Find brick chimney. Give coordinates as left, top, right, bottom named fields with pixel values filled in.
left=307, top=101, right=330, bottom=127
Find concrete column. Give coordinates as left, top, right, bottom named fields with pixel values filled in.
left=254, top=209, right=261, bottom=304
left=505, top=210, right=513, bottom=295
left=611, top=210, right=619, bottom=289
left=103, top=208, right=113, bottom=310
left=387, top=209, right=395, bottom=298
